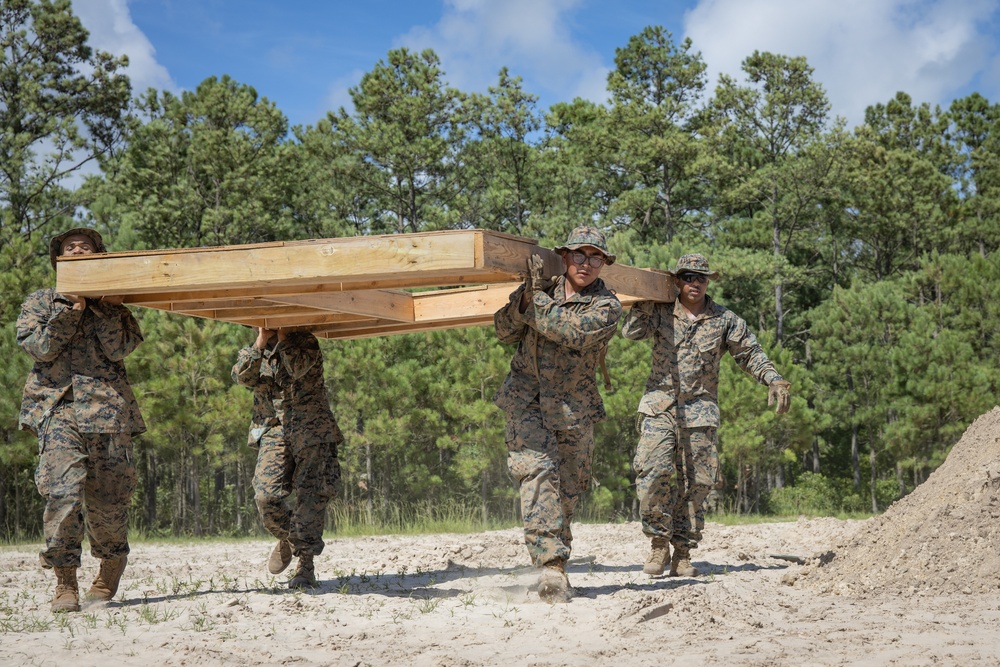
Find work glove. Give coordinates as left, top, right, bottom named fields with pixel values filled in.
left=524, top=254, right=552, bottom=299
left=768, top=379, right=792, bottom=415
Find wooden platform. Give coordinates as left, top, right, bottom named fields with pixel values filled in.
left=56, top=230, right=675, bottom=339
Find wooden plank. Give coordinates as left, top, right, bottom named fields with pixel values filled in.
left=412, top=283, right=514, bottom=321
left=314, top=315, right=496, bottom=340
left=603, top=264, right=677, bottom=302
left=118, top=272, right=518, bottom=305
left=57, top=230, right=495, bottom=296
left=176, top=304, right=323, bottom=319
left=266, top=290, right=415, bottom=322
left=223, top=313, right=375, bottom=329
left=479, top=233, right=563, bottom=278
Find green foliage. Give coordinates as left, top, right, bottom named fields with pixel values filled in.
left=948, top=93, right=1000, bottom=255
left=0, top=0, right=131, bottom=244
left=325, top=48, right=469, bottom=234
left=90, top=75, right=294, bottom=249
left=765, top=472, right=900, bottom=515
left=463, top=68, right=545, bottom=236
left=604, top=26, right=708, bottom=242
left=128, top=312, right=254, bottom=535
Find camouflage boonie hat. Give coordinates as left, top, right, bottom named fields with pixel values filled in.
left=49, top=227, right=107, bottom=269
left=553, top=226, right=616, bottom=265
left=670, top=253, right=718, bottom=278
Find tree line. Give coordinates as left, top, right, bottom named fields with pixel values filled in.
left=1, top=1, right=997, bottom=539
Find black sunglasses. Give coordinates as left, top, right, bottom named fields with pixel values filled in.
left=678, top=273, right=708, bottom=283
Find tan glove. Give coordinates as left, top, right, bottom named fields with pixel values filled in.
left=525, top=254, right=553, bottom=299
left=768, top=379, right=792, bottom=415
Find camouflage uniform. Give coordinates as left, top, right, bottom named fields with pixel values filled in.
left=17, top=288, right=145, bottom=569
left=232, top=331, right=343, bottom=557
left=621, top=295, right=781, bottom=548
left=494, top=276, right=621, bottom=567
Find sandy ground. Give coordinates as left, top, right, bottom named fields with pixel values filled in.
left=1, top=516, right=998, bottom=667
left=4, top=408, right=999, bottom=666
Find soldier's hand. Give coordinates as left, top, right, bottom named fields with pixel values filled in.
left=768, top=379, right=792, bottom=415
left=524, top=254, right=540, bottom=297
left=100, top=295, right=124, bottom=306
left=65, top=294, right=86, bottom=311
left=254, top=327, right=275, bottom=350
left=526, top=254, right=553, bottom=297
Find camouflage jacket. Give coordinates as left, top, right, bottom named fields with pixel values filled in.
left=232, top=331, right=343, bottom=446
left=17, top=288, right=146, bottom=436
left=621, top=295, right=781, bottom=427
left=493, top=275, right=622, bottom=431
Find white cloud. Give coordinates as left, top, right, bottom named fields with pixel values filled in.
left=394, top=0, right=609, bottom=105
left=71, top=0, right=175, bottom=97
left=324, top=70, right=366, bottom=117
left=684, top=0, right=1000, bottom=128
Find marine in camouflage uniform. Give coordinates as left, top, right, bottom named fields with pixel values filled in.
left=232, top=328, right=343, bottom=588
left=494, top=226, right=622, bottom=602
left=621, top=254, right=791, bottom=577
left=18, top=228, right=146, bottom=612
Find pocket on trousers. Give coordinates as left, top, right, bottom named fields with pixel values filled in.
left=109, top=434, right=138, bottom=500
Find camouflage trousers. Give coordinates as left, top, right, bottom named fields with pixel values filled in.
left=634, top=413, right=718, bottom=548
left=505, top=401, right=594, bottom=567
left=252, top=425, right=341, bottom=557
left=34, top=404, right=137, bottom=569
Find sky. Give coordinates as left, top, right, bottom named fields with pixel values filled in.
left=70, top=0, right=1000, bottom=131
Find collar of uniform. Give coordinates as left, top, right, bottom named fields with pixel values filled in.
left=555, top=275, right=606, bottom=304
left=672, top=293, right=720, bottom=320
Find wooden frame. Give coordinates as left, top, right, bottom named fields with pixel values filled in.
left=56, top=230, right=675, bottom=339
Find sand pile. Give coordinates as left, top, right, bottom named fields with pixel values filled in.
left=804, top=406, right=1000, bottom=596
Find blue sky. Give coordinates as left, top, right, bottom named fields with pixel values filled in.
left=72, top=0, right=1000, bottom=131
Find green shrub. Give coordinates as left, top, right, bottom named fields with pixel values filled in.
left=766, top=473, right=903, bottom=516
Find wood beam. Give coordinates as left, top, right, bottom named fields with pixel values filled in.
left=57, top=230, right=508, bottom=297
left=118, top=272, right=518, bottom=305
left=266, top=290, right=415, bottom=322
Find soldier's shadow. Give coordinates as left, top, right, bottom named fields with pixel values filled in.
left=110, top=558, right=789, bottom=606
left=270, top=558, right=788, bottom=601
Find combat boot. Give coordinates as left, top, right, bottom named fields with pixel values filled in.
left=52, top=567, right=80, bottom=613
left=537, top=559, right=572, bottom=603
left=85, top=555, right=128, bottom=601
left=643, top=537, right=671, bottom=576
left=288, top=554, right=318, bottom=589
left=267, top=538, right=293, bottom=575
left=670, top=545, right=699, bottom=577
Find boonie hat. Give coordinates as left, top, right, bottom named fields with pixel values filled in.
left=49, top=227, right=107, bottom=269
left=670, top=253, right=718, bottom=278
left=553, top=226, right=616, bottom=265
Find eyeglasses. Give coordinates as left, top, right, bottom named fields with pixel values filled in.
left=678, top=273, right=708, bottom=283
left=569, top=251, right=606, bottom=268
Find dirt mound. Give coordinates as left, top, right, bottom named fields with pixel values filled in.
left=804, top=406, right=1000, bottom=596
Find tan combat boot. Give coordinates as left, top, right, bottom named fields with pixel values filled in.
left=537, top=559, right=572, bottom=603
left=267, top=538, right=293, bottom=575
left=670, top=545, right=699, bottom=577
left=52, top=566, right=80, bottom=613
left=86, top=555, right=128, bottom=601
left=288, top=554, right=318, bottom=589
left=643, top=537, right=671, bottom=576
